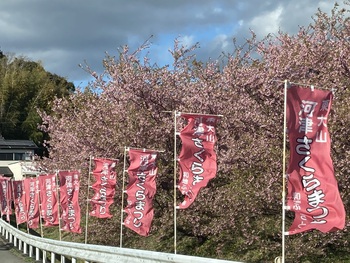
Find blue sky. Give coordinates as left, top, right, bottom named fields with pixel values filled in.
left=0, top=0, right=343, bottom=88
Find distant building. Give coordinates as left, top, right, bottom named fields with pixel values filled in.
left=0, top=136, right=39, bottom=180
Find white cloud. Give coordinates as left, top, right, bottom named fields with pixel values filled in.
left=179, top=35, right=195, bottom=48
left=0, top=0, right=344, bottom=83
left=249, top=6, right=283, bottom=38
left=212, top=34, right=229, bottom=50
left=213, top=7, right=223, bottom=14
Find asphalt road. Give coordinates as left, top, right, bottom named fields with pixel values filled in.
left=0, top=235, right=29, bottom=263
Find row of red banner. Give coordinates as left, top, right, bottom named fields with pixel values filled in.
left=0, top=110, right=222, bottom=237
left=0, top=97, right=345, bottom=237
left=87, top=113, right=222, bottom=236
left=0, top=171, right=81, bottom=233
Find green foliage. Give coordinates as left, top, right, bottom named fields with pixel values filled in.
left=0, top=53, right=75, bottom=152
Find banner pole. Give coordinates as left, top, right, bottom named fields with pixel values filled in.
left=38, top=184, right=44, bottom=238
left=176, top=111, right=223, bottom=118
left=10, top=179, right=19, bottom=229
left=84, top=156, right=93, bottom=244
left=6, top=178, right=10, bottom=222
left=0, top=178, right=2, bottom=219
left=23, top=177, right=30, bottom=234
left=55, top=170, right=62, bottom=241
left=127, top=147, right=165, bottom=153
left=173, top=110, right=179, bottom=254
left=120, top=146, right=128, bottom=248
left=281, top=79, right=289, bottom=263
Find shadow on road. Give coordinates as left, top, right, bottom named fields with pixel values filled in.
left=0, top=241, right=13, bottom=250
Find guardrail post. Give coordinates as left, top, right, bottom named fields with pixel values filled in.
left=1, top=218, right=245, bottom=263
left=36, top=247, right=40, bottom=261
left=43, top=250, right=47, bottom=263
left=5, top=229, right=8, bottom=239
left=9, top=232, right=13, bottom=243
left=23, top=241, right=27, bottom=254
left=29, top=245, right=33, bottom=257
left=14, top=236, right=17, bottom=246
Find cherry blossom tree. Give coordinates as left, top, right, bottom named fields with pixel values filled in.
left=39, top=3, right=350, bottom=262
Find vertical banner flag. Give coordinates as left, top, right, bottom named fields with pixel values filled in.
left=178, top=113, right=221, bottom=209
left=13, top=180, right=27, bottom=224
left=286, top=85, right=345, bottom=234
left=0, top=176, right=12, bottom=221
left=39, top=174, right=59, bottom=226
left=23, top=177, right=40, bottom=229
left=90, top=158, right=118, bottom=218
left=59, top=170, right=82, bottom=233
left=124, top=149, right=158, bottom=236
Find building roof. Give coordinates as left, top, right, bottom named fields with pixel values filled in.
left=0, top=167, right=14, bottom=177
left=0, top=140, right=38, bottom=149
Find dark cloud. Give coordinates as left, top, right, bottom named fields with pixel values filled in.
left=0, top=0, right=340, bottom=84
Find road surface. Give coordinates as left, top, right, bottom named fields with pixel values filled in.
left=0, top=235, right=29, bottom=263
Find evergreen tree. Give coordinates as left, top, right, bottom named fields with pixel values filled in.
left=0, top=53, right=75, bottom=155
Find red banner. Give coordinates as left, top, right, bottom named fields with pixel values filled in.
left=39, top=174, right=59, bottom=226
left=0, top=176, right=12, bottom=221
left=286, top=85, right=345, bottom=234
left=124, top=149, right=158, bottom=236
left=59, top=170, right=82, bottom=233
left=23, top=177, right=40, bottom=229
left=90, top=158, right=117, bottom=219
left=12, top=180, right=27, bottom=224
left=178, top=113, right=220, bottom=209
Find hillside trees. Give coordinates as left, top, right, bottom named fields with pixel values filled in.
left=0, top=53, right=75, bottom=153
left=39, top=3, right=350, bottom=263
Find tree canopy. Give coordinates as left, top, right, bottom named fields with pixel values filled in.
left=39, top=3, right=350, bottom=263
left=0, top=53, right=75, bottom=154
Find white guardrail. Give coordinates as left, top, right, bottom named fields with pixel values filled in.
left=0, top=219, right=243, bottom=263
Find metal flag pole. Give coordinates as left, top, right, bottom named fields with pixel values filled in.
left=127, top=147, right=165, bottom=154
left=23, top=176, right=30, bottom=235
left=120, top=146, right=129, bottom=248
left=10, top=179, right=19, bottom=229
left=5, top=178, right=10, bottom=222
left=10, top=179, right=20, bottom=249
left=281, top=79, right=289, bottom=263
left=176, top=111, right=223, bottom=118
left=84, top=156, right=93, bottom=244
left=36, top=182, right=44, bottom=237
left=55, top=170, right=62, bottom=241
left=173, top=110, right=180, bottom=254
left=37, top=177, right=44, bottom=238
left=0, top=180, right=2, bottom=220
